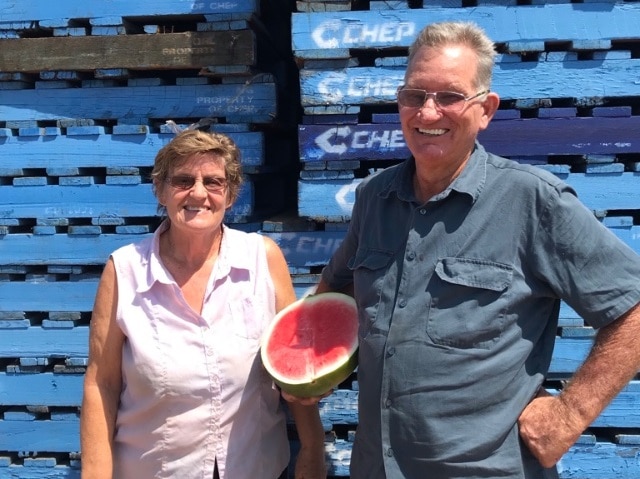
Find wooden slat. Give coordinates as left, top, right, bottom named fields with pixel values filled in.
left=297, top=116, right=640, bottom=162
left=0, top=282, right=97, bottom=312
left=0, top=417, right=79, bottom=452
left=299, top=59, right=640, bottom=108
left=0, top=466, right=79, bottom=479
left=0, top=31, right=255, bottom=73
left=0, top=234, right=150, bottom=266
left=0, top=83, right=276, bottom=122
left=0, top=0, right=258, bottom=22
left=298, top=175, right=640, bottom=221
left=0, top=327, right=89, bottom=358
left=0, top=131, right=265, bottom=168
left=0, top=373, right=82, bottom=407
left=292, top=4, right=640, bottom=54
left=0, top=182, right=254, bottom=219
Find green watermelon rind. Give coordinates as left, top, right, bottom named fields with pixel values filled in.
left=261, top=292, right=359, bottom=398
left=271, top=349, right=358, bottom=398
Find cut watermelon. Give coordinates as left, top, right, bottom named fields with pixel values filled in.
left=261, top=292, right=359, bottom=397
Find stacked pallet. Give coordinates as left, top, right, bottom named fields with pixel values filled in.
left=288, top=1, right=640, bottom=477
left=0, top=0, right=300, bottom=477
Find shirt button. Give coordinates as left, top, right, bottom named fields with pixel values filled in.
left=385, top=398, right=392, bottom=407
left=419, top=208, right=427, bottom=215
left=386, top=448, right=394, bottom=457
left=398, top=299, right=407, bottom=308
left=407, top=251, right=416, bottom=261
left=387, top=347, right=395, bottom=356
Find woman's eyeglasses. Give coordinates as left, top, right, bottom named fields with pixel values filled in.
left=397, top=88, right=489, bottom=112
left=166, top=175, right=227, bottom=192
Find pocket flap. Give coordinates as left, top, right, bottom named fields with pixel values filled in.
left=348, top=248, right=393, bottom=271
left=435, top=257, right=513, bottom=291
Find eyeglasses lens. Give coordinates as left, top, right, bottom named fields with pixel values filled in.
left=397, top=90, right=466, bottom=111
left=168, top=176, right=226, bottom=192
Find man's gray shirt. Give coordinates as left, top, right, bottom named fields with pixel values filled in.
left=321, top=143, right=640, bottom=478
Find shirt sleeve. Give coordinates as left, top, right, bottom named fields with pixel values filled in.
left=320, top=182, right=365, bottom=290
left=531, top=182, right=640, bottom=328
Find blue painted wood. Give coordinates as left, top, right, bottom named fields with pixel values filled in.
left=298, top=175, right=640, bottom=220
left=0, top=183, right=254, bottom=219
left=0, top=282, right=97, bottom=312
left=0, top=83, right=276, bottom=122
left=0, top=327, right=89, bottom=358
left=0, top=131, right=265, bottom=168
left=300, top=58, right=640, bottom=108
left=0, top=418, right=79, bottom=452
left=0, top=234, right=151, bottom=266
left=292, top=4, right=640, bottom=53
left=298, top=116, right=640, bottom=161
left=0, top=373, right=82, bottom=407
left=0, top=466, right=79, bottom=479
left=0, top=0, right=258, bottom=23
left=558, top=442, right=640, bottom=478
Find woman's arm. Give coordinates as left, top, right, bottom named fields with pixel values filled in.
left=80, top=258, right=125, bottom=479
left=263, top=237, right=327, bottom=478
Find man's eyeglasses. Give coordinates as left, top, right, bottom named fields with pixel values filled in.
left=397, top=88, right=489, bottom=112
left=166, top=175, right=227, bottom=192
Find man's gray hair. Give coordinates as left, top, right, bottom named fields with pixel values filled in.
left=408, top=21, right=497, bottom=90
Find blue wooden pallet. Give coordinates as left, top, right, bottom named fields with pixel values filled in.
left=0, top=183, right=256, bottom=220
left=298, top=115, right=640, bottom=162
left=0, top=130, right=266, bottom=169
left=292, top=4, right=640, bottom=56
left=0, top=373, right=83, bottom=407
left=299, top=57, right=640, bottom=111
left=298, top=174, right=640, bottom=221
left=0, top=0, right=259, bottom=23
left=0, top=83, right=276, bottom=122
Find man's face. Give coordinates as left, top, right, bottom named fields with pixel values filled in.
left=399, top=44, right=498, bottom=170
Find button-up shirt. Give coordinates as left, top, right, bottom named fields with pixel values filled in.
left=111, top=222, right=289, bottom=479
left=322, top=143, right=640, bottom=478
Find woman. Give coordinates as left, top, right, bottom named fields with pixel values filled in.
left=80, top=129, right=326, bottom=479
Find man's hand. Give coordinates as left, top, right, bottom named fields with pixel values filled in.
left=518, top=388, right=584, bottom=468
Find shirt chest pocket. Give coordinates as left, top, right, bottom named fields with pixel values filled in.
left=227, top=296, right=264, bottom=340
left=427, top=257, right=513, bottom=350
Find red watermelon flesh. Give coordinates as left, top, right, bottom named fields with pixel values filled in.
left=261, top=292, right=358, bottom=397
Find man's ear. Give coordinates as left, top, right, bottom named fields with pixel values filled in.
left=479, top=92, right=501, bottom=130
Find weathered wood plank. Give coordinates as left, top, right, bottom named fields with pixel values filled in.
left=0, top=373, right=82, bottom=407
left=0, top=183, right=254, bottom=219
left=0, top=282, right=97, bottom=312
left=298, top=116, right=640, bottom=162
left=0, top=417, right=79, bottom=452
left=292, top=4, right=640, bottom=54
left=300, top=59, right=640, bottom=108
left=0, top=31, right=255, bottom=73
left=0, top=466, right=79, bottom=479
left=0, top=0, right=258, bottom=23
left=298, top=175, right=640, bottom=220
left=0, top=83, right=276, bottom=122
left=0, top=234, right=151, bottom=266
left=0, top=131, right=265, bottom=168
left=0, top=327, right=89, bottom=358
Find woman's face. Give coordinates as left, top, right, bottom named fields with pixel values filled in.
left=157, top=152, right=230, bottom=235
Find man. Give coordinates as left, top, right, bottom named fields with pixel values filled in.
left=288, top=21, right=640, bottom=478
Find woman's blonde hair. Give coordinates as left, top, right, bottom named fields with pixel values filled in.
left=151, top=129, right=243, bottom=211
